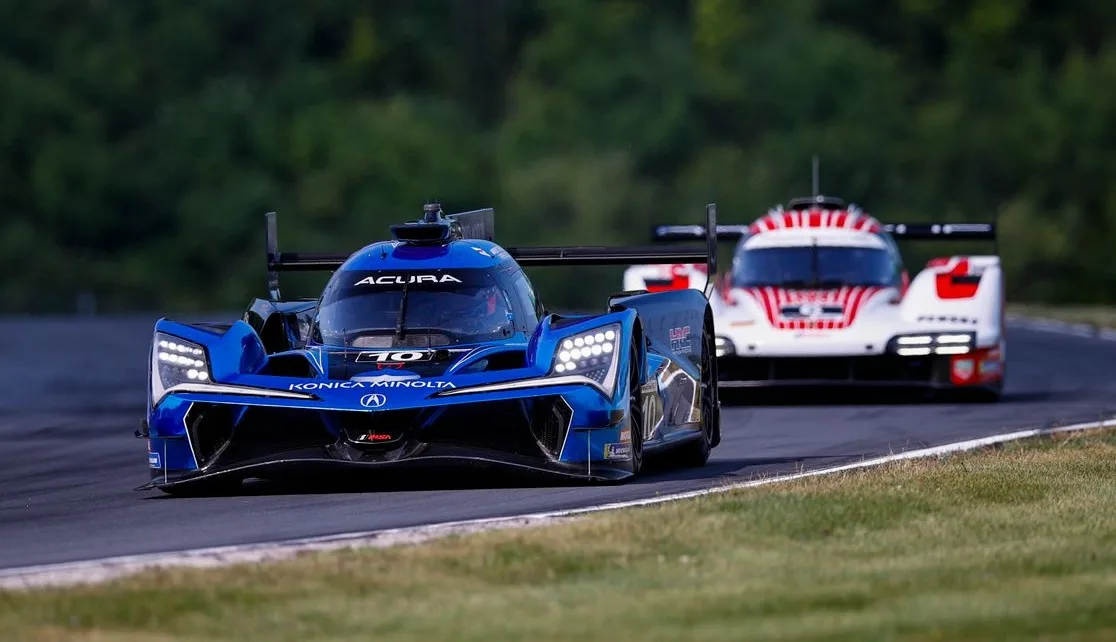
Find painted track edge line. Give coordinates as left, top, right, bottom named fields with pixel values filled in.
left=2, top=417, right=1114, bottom=590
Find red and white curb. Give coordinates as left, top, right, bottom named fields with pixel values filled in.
left=1, top=416, right=1113, bottom=591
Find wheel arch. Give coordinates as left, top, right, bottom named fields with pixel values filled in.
left=630, top=315, right=646, bottom=383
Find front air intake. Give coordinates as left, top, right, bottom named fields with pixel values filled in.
left=529, top=397, right=573, bottom=459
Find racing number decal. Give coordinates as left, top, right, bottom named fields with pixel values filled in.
left=641, top=379, right=663, bottom=441
left=355, top=351, right=435, bottom=364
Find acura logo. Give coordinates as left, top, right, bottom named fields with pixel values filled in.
left=360, top=393, right=387, bottom=409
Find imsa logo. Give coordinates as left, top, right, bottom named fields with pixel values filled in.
left=669, top=325, right=692, bottom=354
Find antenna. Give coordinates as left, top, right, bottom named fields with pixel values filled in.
left=423, top=201, right=442, bottom=223
left=812, top=155, right=820, bottom=197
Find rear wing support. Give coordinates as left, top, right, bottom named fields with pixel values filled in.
left=264, top=204, right=720, bottom=300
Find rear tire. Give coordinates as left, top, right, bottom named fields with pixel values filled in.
left=628, top=344, right=644, bottom=476
left=679, top=320, right=717, bottom=467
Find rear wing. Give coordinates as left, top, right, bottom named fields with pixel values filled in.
left=882, top=222, right=997, bottom=255
left=265, top=203, right=720, bottom=300
left=881, top=222, right=995, bottom=240
left=650, top=223, right=751, bottom=243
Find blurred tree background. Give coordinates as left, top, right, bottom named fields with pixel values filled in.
left=2, top=0, right=1115, bottom=313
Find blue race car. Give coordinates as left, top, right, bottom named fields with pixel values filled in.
left=139, top=202, right=722, bottom=495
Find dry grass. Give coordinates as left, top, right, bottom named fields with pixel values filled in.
left=2, top=429, right=1116, bottom=641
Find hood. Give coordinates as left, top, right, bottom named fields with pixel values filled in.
left=230, top=342, right=532, bottom=408
left=286, top=341, right=531, bottom=382
left=720, top=285, right=896, bottom=330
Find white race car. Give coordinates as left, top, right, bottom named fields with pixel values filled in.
left=622, top=262, right=710, bottom=294
left=625, top=196, right=1005, bottom=400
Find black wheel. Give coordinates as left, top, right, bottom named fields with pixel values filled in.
left=708, top=322, right=722, bottom=448
left=628, top=344, right=644, bottom=476
left=680, top=320, right=717, bottom=466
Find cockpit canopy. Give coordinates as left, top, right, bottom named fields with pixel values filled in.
left=311, top=266, right=534, bottom=348
left=730, top=245, right=901, bottom=289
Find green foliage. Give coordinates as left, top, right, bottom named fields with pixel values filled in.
left=1, top=1, right=1113, bottom=312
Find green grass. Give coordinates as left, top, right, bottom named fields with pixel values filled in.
left=3, top=429, right=1116, bottom=642
left=1008, top=303, right=1116, bottom=329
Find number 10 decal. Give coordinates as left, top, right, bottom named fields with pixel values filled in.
left=355, top=350, right=435, bottom=363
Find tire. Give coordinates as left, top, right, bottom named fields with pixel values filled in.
left=679, top=320, right=717, bottom=467
left=708, top=321, right=722, bottom=448
left=627, top=343, right=644, bottom=476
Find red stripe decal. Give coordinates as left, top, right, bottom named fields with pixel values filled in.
left=934, top=258, right=981, bottom=299
left=760, top=284, right=890, bottom=330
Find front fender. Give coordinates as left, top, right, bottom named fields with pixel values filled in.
left=526, top=309, right=638, bottom=406
left=153, top=318, right=269, bottom=383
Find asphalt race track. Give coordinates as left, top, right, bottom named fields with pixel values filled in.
left=1, top=316, right=1113, bottom=570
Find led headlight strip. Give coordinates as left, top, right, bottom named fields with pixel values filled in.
left=549, top=323, right=623, bottom=396
left=156, top=334, right=210, bottom=381
left=893, top=332, right=975, bottom=356
left=714, top=336, right=735, bottom=357
left=150, top=332, right=214, bottom=406
left=553, top=327, right=617, bottom=374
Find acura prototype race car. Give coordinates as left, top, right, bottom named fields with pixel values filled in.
left=623, top=195, right=1005, bottom=400
left=139, top=202, right=723, bottom=495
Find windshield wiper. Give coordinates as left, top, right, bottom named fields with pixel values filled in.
left=395, top=283, right=410, bottom=342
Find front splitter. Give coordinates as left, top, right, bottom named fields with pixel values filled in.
left=139, top=448, right=634, bottom=493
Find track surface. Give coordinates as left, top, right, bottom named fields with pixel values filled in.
left=1, top=316, right=1113, bottom=570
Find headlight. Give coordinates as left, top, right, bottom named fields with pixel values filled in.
left=550, top=324, right=621, bottom=396
left=890, top=332, right=975, bottom=356
left=715, top=336, right=735, bottom=357
left=150, top=332, right=212, bottom=404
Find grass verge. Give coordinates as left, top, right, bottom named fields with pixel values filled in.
left=1008, top=303, right=1116, bottom=329
left=3, top=429, right=1116, bottom=641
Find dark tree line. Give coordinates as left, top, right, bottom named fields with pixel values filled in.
left=2, top=1, right=1115, bottom=313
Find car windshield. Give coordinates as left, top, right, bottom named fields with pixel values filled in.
left=311, top=269, right=517, bottom=348
left=731, top=246, right=897, bottom=288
